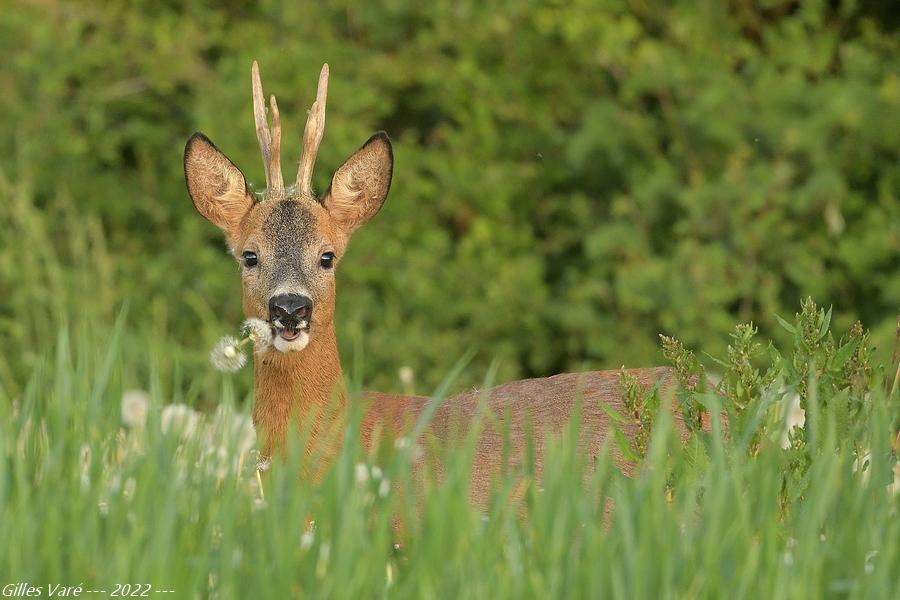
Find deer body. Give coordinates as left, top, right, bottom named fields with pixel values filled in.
left=251, top=310, right=690, bottom=502
left=184, top=62, right=697, bottom=500
left=366, top=367, right=693, bottom=501
left=254, top=318, right=688, bottom=501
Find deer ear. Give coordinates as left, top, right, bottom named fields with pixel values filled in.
left=321, top=132, right=393, bottom=232
left=184, top=133, right=254, bottom=236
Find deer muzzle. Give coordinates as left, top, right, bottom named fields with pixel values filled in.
left=268, top=293, right=312, bottom=345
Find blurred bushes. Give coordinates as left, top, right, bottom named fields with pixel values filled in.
left=1, top=0, right=898, bottom=398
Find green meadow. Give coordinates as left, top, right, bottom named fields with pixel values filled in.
left=2, top=297, right=898, bottom=597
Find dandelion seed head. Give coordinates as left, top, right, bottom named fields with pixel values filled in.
left=398, top=366, right=414, bottom=386
left=301, top=530, right=315, bottom=550
left=161, top=403, right=201, bottom=437
left=121, top=389, right=149, bottom=428
left=355, top=463, right=369, bottom=485
left=242, top=318, right=273, bottom=353
left=210, top=336, right=246, bottom=373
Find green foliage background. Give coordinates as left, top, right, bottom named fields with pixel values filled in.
left=1, top=0, right=898, bottom=402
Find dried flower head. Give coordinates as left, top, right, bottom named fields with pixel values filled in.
left=398, top=366, right=414, bottom=387
left=210, top=336, right=247, bottom=373
left=161, top=403, right=201, bottom=437
left=355, top=463, right=369, bottom=485
left=121, top=389, right=149, bottom=428
left=300, top=529, right=315, bottom=551
left=242, top=318, right=273, bottom=352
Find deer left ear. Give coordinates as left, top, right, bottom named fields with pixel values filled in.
left=321, top=132, right=393, bottom=233
left=184, top=132, right=254, bottom=238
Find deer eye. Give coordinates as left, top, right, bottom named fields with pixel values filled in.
left=242, top=251, right=258, bottom=267
left=320, top=251, right=336, bottom=269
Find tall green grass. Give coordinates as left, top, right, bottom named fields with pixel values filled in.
left=0, top=169, right=252, bottom=407
left=1, top=300, right=897, bottom=598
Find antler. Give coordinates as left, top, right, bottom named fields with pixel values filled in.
left=296, top=63, right=329, bottom=197
left=251, top=61, right=284, bottom=196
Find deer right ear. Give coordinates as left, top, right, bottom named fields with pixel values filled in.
left=321, top=132, right=393, bottom=233
left=184, top=133, right=254, bottom=236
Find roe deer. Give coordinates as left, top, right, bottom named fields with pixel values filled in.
left=183, top=62, right=711, bottom=503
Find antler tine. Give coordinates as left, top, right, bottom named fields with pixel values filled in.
left=268, top=94, right=284, bottom=194
left=251, top=61, right=272, bottom=191
left=296, top=63, right=330, bottom=197
left=251, top=61, right=285, bottom=196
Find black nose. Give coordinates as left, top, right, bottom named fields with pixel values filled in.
left=268, top=293, right=313, bottom=323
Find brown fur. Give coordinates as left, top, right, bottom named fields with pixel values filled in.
left=361, top=366, right=704, bottom=506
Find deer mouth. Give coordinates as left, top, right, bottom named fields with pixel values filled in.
left=275, top=326, right=301, bottom=341
left=270, top=319, right=311, bottom=352
left=271, top=319, right=308, bottom=340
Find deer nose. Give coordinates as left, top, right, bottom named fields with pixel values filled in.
left=268, top=293, right=313, bottom=323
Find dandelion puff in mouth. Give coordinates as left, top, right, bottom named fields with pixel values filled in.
left=210, top=336, right=247, bottom=373
left=242, top=318, right=273, bottom=352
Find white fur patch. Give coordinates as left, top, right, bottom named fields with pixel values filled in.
left=273, top=331, right=310, bottom=353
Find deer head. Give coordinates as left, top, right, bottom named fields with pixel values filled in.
left=184, top=62, right=393, bottom=355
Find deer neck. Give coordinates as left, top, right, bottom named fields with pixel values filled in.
left=252, top=322, right=346, bottom=461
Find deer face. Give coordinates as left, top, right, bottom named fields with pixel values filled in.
left=183, top=63, right=392, bottom=354
left=235, top=197, right=337, bottom=352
